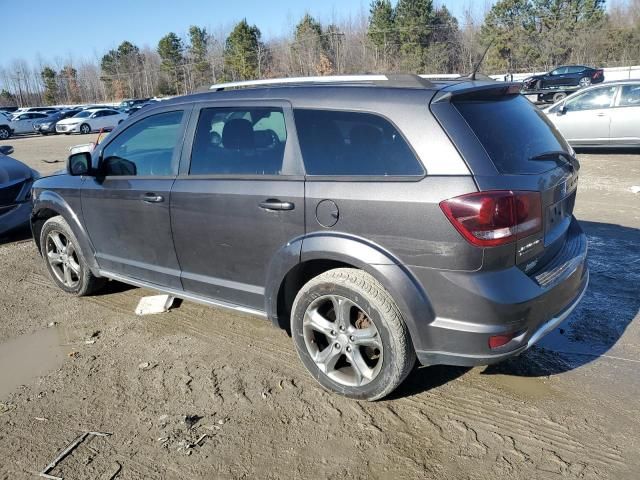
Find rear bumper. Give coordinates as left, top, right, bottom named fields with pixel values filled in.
left=414, top=217, right=589, bottom=367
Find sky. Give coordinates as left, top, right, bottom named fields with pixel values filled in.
left=2, top=0, right=492, bottom=67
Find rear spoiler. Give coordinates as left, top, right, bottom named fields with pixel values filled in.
left=432, top=82, right=522, bottom=103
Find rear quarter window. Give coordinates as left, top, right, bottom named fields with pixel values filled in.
left=293, top=109, right=424, bottom=176
left=454, top=95, right=570, bottom=174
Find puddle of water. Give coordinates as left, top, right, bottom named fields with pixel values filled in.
left=0, top=328, right=66, bottom=400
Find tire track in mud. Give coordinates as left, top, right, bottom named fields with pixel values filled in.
left=26, top=272, right=631, bottom=477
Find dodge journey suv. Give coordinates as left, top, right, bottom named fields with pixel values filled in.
left=30, top=74, right=588, bottom=400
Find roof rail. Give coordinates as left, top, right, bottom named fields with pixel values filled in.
left=209, top=74, right=433, bottom=91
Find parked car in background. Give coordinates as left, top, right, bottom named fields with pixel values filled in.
left=0, top=106, right=18, bottom=114
left=31, top=75, right=588, bottom=400
left=522, top=65, right=604, bottom=91
left=0, top=145, right=39, bottom=236
left=33, top=109, right=82, bottom=135
left=119, top=98, right=150, bottom=113
left=544, top=80, right=640, bottom=147
left=4, top=112, right=49, bottom=137
left=55, top=108, right=127, bottom=134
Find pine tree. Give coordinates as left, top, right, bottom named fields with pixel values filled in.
left=40, top=67, right=58, bottom=105
left=188, top=26, right=210, bottom=88
left=368, top=0, right=397, bottom=68
left=394, top=0, right=435, bottom=72
left=224, top=20, right=261, bottom=81
left=158, top=33, right=185, bottom=94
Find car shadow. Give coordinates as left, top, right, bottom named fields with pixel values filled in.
left=388, top=365, right=470, bottom=400
left=0, top=226, right=32, bottom=245
left=482, top=220, right=639, bottom=378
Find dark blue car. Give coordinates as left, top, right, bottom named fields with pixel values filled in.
left=523, top=65, right=604, bottom=90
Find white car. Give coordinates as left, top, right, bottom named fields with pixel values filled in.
left=5, top=112, right=50, bottom=136
left=56, top=108, right=127, bottom=135
left=543, top=80, right=640, bottom=147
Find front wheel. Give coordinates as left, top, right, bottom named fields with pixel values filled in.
left=0, top=126, right=10, bottom=139
left=80, top=123, right=91, bottom=134
left=291, top=268, right=415, bottom=401
left=40, top=216, right=105, bottom=296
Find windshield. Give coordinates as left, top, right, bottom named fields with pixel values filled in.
left=73, top=111, right=92, bottom=118
left=453, top=95, right=571, bottom=174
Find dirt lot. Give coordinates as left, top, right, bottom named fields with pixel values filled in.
left=0, top=133, right=639, bottom=479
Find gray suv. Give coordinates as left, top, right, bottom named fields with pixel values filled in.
left=30, top=75, right=589, bottom=400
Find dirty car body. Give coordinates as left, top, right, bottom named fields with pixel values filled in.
left=30, top=75, right=589, bottom=400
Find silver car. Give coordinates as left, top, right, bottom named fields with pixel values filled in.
left=544, top=81, right=640, bottom=147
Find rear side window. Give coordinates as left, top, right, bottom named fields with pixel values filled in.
left=294, top=109, right=423, bottom=176
left=454, top=95, right=570, bottom=174
left=190, top=107, right=287, bottom=175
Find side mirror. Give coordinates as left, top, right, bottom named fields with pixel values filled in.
left=67, top=152, right=93, bottom=176
left=557, top=104, right=567, bottom=116
left=0, top=145, right=14, bottom=155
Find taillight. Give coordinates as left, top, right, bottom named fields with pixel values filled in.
left=592, top=70, right=603, bottom=79
left=439, top=191, right=542, bottom=247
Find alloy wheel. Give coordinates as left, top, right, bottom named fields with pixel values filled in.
left=302, top=294, right=383, bottom=387
left=579, top=77, right=592, bottom=87
left=0, top=129, right=8, bottom=139
left=80, top=124, right=90, bottom=134
left=46, top=230, right=81, bottom=289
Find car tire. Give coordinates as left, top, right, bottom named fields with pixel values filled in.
left=553, top=92, right=567, bottom=103
left=80, top=123, right=91, bottom=134
left=535, top=79, right=542, bottom=90
left=0, top=126, right=10, bottom=140
left=40, top=216, right=106, bottom=296
left=579, top=77, right=592, bottom=87
left=291, top=268, right=415, bottom=401
left=64, top=132, right=71, bottom=135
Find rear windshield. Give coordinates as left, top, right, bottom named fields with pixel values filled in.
left=454, top=95, right=570, bottom=174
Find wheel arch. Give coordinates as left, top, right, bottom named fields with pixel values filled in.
left=265, top=232, right=435, bottom=352
left=31, top=191, right=99, bottom=273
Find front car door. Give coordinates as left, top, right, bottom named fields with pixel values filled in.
left=170, top=100, right=305, bottom=310
left=81, top=105, right=191, bottom=288
left=12, top=113, right=37, bottom=133
left=609, top=83, right=640, bottom=146
left=550, top=85, right=617, bottom=145
left=545, top=67, right=567, bottom=88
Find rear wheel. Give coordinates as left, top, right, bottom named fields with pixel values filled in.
left=291, top=268, right=415, bottom=401
left=0, top=126, right=10, bottom=139
left=40, top=216, right=105, bottom=296
left=578, top=77, right=592, bottom=88
left=80, top=123, right=91, bottom=134
left=553, top=92, right=568, bottom=103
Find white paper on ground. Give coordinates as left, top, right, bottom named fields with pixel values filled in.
left=135, top=295, right=175, bottom=315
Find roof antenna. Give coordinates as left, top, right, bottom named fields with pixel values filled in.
left=469, top=40, right=494, bottom=80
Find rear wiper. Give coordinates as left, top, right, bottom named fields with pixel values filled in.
left=529, top=150, right=578, bottom=170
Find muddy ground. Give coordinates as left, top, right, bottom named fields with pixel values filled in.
left=0, top=134, right=639, bottom=479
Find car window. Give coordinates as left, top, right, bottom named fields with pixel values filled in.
left=567, top=66, right=584, bottom=74
left=101, top=110, right=184, bottom=177
left=550, top=67, right=567, bottom=75
left=190, top=107, right=287, bottom=175
left=454, top=95, right=569, bottom=174
left=618, top=85, right=640, bottom=106
left=294, top=109, right=423, bottom=176
left=103, top=110, right=118, bottom=116
left=565, top=86, right=617, bottom=111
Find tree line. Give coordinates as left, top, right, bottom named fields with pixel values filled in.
left=1, top=0, right=638, bottom=106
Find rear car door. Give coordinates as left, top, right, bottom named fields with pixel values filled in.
left=170, top=101, right=305, bottom=310
left=550, top=85, right=617, bottom=145
left=609, top=84, right=640, bottom=145
left=81, top=105, right=191, bottom=288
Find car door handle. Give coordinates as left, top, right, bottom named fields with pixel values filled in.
left=596, top=112, right=607, bottom=117
left=142, top=193, right=164, bottom=203
left=259, top=199, right=294, bottom=211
